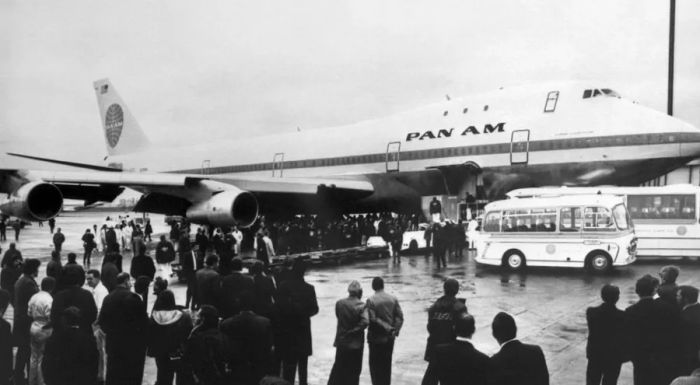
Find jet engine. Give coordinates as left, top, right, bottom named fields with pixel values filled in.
left=185, top=188, right=258, bottom=228
left=0, top=182, right=63, bottom=221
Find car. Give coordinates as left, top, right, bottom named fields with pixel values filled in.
left=401, top=223, right=430, bottom=252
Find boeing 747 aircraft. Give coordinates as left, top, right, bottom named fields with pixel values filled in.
left=2, top=79, right=699, bottom=227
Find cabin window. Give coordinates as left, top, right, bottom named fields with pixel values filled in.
left=483, top=211, right=501, bottom=232
left=544, top=91, right=559, bottom=113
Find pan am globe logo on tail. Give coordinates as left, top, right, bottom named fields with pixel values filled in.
left=105, top=103, right=124, bottom=148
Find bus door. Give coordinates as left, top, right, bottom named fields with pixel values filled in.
left=510, top=130, right=530, bottom=165
left=272, top=152, right=284, bottom=177
left=386, top=141, right=400, bottom=172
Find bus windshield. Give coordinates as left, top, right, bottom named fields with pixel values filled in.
left=612, top=204, right=631, bottom=230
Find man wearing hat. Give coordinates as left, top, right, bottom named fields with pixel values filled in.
left=328, top=280, right=369, bottom=385
left=422, top=278, right=467, bottom=385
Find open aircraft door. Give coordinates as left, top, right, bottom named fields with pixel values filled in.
left=272, top=152, right=284, bottom=177
left=510, top=129, right=530, bottom=164
left=386, top=141, right=400, bottom=172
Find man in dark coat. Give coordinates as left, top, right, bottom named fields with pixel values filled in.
left=13, top=259, right=40, bottom=383
left=490, top=312, right=549, bottom=385
left=195, top=254, right=221, bottom=309
left=51, top=264, right=97, bottom=334
left=219, top=258, right=255, bottom=318
left=366, top=277, right=403, bottom=385
left=251, top=261, right=276, bottom=321
left=658, top=265, right=681, bottom=307
left=130, top=250, right=156, bottom=282
left=422, top=278, right=467, bottom=385
left=105, top=227, right=119, bottom=253
left=184, top=305, right=229, bottom=385
left=81, top=229, right=96, bottom=267
left=0, top=290, right=11, bottom=385
left=52, top=228, right=66, bottom=253
left=101, top=253, right=120, bottom=292
left=98, top=272, right=148, bottom=385
left=220, top=291, right=273, bottom=384
left=42, top=307, right=98, bottom=385
left=586, top=284, right=627, bottom=385
left=155, top=235, right=176, bottom=265
left=0, top=243, right=22, bottom=299
left=435, top=314, right=492, bottom=385
left=678, top=285, right=700, bottom=375
left=46, top=251, right=62, bottom=282
left=276, top=259, right=318, bottom=385
left=625, top=274, right=682, bottom=385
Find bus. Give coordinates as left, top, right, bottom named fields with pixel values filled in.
left=474, top=195, right=637, bottom=272
left=508, top=184, right=700, bottom=258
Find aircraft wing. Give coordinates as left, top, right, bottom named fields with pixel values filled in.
left=0, top=166, right=375, bottom=224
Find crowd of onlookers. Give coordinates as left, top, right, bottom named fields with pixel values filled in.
left=3, top=214, right=700, bottom=385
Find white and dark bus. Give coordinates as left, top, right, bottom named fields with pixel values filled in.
left=475, top=195, right=637, bottom=272
left=508, top=184, right=700, bottom=258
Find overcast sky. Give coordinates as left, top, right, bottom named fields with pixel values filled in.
left=1, top=0, right=699, bottom=163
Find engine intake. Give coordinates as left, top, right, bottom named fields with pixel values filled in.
left=0, top=182, right=63, bottom=221
left=185, top=188, right=258, bottom=228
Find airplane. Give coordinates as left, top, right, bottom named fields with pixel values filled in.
left=1, top=79, right=700, bottom=228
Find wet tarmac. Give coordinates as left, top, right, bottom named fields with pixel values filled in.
left=5, top=209, right=700, bottom=385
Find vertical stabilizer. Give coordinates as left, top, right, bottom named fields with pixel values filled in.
left=93, top=79, right=150, bottom=156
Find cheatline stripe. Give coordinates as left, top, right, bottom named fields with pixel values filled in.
left=170, top=132, right=700, bottom=175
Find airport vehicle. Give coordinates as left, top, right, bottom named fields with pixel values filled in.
left=508, top=184, right=700, bottom=258
left=2, top=80, right=700, bottom=227
left=401, top=223, right=431, bottom=251
left=474, top=195, right=637, bottom=272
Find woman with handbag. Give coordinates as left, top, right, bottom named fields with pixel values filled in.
left=148, top=290, right=193, bottom=385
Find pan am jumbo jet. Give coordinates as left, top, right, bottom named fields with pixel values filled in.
left=2, top=79, right=700, bottom=227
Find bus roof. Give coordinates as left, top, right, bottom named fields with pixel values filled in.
left=486, top=195, right=625, bottom=211
left=507, top=184, right=700, bottom=199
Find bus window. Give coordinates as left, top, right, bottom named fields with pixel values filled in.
left=532, top=208, right=557, bottom=232
left=627, top=194, right=696, bottom=220
left=483, top=212, right=501, bottom=232
left=584, top=207, right=615, bottom=231
left=560, top=207, right=581, bottom=232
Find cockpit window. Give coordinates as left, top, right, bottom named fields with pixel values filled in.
left=583, top=88, right=621, bottom=99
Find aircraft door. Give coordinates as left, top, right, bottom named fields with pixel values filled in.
left=510, top=130, right=530, bottom=164
left=272, top=152, right=284, bottom=177
left=201, top=160, right=211, bottom=175
left=386, top=141, right=401, bottom=172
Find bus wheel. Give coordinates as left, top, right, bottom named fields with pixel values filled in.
left=503, top=250, right=525, bottom=270
left=587, top=252, right=612, bottom=273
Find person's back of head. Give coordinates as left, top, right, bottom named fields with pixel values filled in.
left=153, top=276, right=168, bottom=295
left=62, top=264, right=86, bottom=287
left=67, top=253, right=77, bottom=264
left=153, top=290, right=177, bottom=311
left=116, top=272, right=131, bottom=288
left=372, top=277, right=384, bottom=292
left=23, top=258, right=40, bottom=276
left=199, top=305, right=220, bottom=328
left=205, top=254, right=219, bottom=268
left=455, top=313, right=476, bottom=339
left=292, top=259, right=307, bottom=280
left=492, top=312, right=517, bottom=345
left=231, top=257, right=243, bottom=272
left=41, top=277, right=56, bottom=293
left=635, top=274, right=658, bottom=298
left=679, top=285, right=699, bottom=306
left=601, top=284, right=620, bottom=304
left=443, top=278, right=459, bottom=297
left=347, top=280, right=362, bottom=298
left=50, top=250, right=60, bottom=261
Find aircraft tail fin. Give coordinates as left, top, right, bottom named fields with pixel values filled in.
left=93, top=78, right=150, bottom=156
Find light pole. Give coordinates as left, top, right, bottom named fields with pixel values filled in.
left=668, top=0, right=676, bottom=116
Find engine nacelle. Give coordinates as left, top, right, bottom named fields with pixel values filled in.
left=185, top=188, right=258, bottom=228
left=0, top=182, right=63, bottom=221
